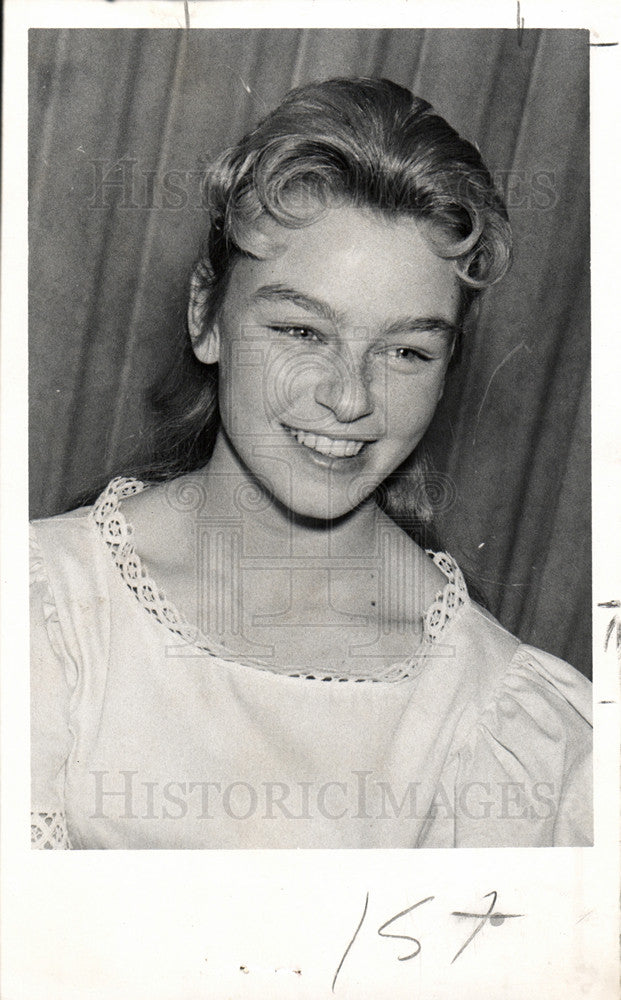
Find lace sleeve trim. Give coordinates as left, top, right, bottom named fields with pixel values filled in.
left=91, top=477, right=469, bottom=683
left=31, top=811, right=71, bottom=849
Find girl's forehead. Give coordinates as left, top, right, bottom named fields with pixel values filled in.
left=244, top=200, right=427, bottom=251
left=225, top=204, right=461, bottom=324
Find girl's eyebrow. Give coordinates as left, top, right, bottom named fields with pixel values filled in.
left=251, top=282, right=460, bottom=341
left=250, top=283, right=344, bottom=327
left=379, top=316, right=461, bottom=341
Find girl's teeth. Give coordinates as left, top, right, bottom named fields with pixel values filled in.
left=288, top=427, right=365, bottom=457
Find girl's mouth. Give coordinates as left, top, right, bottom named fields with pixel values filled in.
left=283, top=425, right=368, bottom=458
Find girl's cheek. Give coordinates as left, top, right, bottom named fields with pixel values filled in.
left=384, top=387, right=439, bottom=435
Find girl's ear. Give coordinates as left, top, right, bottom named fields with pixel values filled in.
left=188, top=270, right=220, bottom=364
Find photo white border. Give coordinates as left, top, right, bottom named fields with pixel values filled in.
left=2, top=2, right=619, bottom=997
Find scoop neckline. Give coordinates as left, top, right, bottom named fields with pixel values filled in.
left=90, top=476, right=469, bottom=684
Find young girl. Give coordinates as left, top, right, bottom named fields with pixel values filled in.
left=30, top=78, right=592, bottom=850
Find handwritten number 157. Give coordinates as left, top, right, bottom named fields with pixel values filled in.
left=332, top=890, right=523, bottom=991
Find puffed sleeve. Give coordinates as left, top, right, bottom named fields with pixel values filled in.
left=450, top=644, right=593, bottom=847
left=30, top=527, right=77, bottom=849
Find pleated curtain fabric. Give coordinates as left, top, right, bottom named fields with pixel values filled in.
left=29, top=29, right=591, bottom=675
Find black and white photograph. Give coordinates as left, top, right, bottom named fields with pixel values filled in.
left=2, top=2, right=619, bottom=998
left=29, top=25, right=592, bottom=851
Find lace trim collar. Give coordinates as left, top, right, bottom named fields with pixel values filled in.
left=90, top=477, right=468, bottom=684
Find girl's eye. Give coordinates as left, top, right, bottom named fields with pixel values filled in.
left=385, top=347, right=434, bottom=364
left=270, top=325, right=322, bottom=342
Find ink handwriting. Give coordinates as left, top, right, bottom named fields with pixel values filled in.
left=598, top=599, right=620, bottom=652
left=451, top=889, right=523, bottom=962
left=331, top=892, right=369, bottom=992
left=517, top=1, right=525, bottom=46
left=332, top=890, right=524, bottom=991
left=377, top=896, right=435, bottom=961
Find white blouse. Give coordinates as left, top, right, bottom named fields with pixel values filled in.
left=30, top=478, right=593, bottom=849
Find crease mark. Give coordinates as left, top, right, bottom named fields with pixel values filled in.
left=472, top=341, right=532, bottom=447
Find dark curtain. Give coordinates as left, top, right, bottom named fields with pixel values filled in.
left=29, top=28, right=591, bottom=675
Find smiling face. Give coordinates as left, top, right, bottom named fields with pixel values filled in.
left=194, top=203, right=461, bottom=522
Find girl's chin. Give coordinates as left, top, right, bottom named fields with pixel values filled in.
left=272, top=487, right=378, bottom=523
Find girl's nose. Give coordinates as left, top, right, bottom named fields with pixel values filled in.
left=313, top=354, right=374, bottom=423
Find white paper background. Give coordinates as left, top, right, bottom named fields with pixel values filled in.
left=2, top=2, right=619, bottom=998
